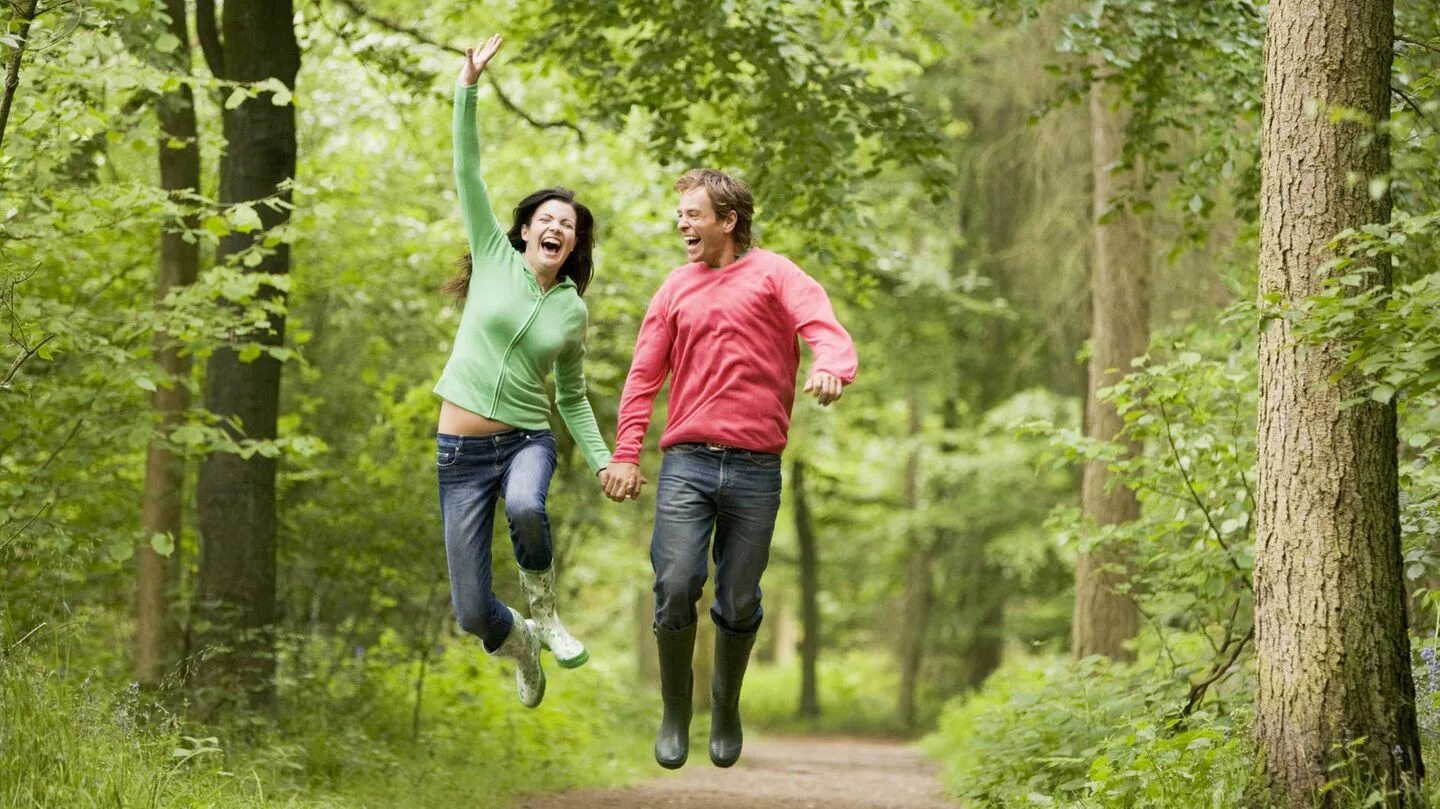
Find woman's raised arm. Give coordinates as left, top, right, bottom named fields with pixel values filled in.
left=453, top=34, right=509, bottom=261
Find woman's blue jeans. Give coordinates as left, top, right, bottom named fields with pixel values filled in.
left=438, top=429, right=557, bottom=652
left=650, top=443, right=783, bottom=637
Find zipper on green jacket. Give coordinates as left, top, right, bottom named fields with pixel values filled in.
left=487, top=285, right=560, bottom=420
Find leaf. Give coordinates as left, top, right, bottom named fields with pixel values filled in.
left=225, top=88, right=248, bottom=110
left=134, top=376, right=157, bottom=392
left=1370, top=384, right=1396, bottom=403
left=154, top=32, right=181, bottom=54
left=227, top=204, right=262, bottom=233
left=151, top=533, right=176, bottom=557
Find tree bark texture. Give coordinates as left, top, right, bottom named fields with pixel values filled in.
left=193, top=0, right=299, bottom=715
left=136, top=0, right=201, bottom=687
left=1072, top=78, right=1149, bottom=662
left=1255, top=0, right=1421, bottom=802
left=792, top=459, right=821, bottom=718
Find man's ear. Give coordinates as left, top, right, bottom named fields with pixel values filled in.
left=723, top=210, right=737, bottom=234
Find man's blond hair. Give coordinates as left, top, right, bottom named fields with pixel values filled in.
left=675, top=168, right=755, bottom=252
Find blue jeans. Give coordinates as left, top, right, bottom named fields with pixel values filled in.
left=651, top=443, right=783, bottom=637
left=438, top=429, right=557, bottom=652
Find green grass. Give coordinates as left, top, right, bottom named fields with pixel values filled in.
left=1, top=632, right=656, bottom=808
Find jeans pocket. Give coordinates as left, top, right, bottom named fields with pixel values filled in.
left=437, top=445, right=459, bottom=468
left=742, top=451, right=781, bottom=470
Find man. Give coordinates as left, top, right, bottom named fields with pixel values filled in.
left=604, top=168, right=857, bottom=769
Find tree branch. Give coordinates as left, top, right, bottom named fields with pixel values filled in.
left=0, top=0, right=40, bottom=150
left=2, top=332, right=53, bottom=388
left=1157, top=400, right=1254, bottom=590
left=1392, top=84, right=1440, bottom=133
left=1179, top=624, right=1253, bottom=718
left=329, top=0, right=584, bottom=141
left=1395, top=34, right=1440, bottom=53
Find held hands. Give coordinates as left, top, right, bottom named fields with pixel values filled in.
left=803, top=371, right=844, bottom=406
left=458, top=34, right=503, bottom=87
left=600, top=462, right=647, bottom=503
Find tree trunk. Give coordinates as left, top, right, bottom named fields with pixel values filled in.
left=0, top=0, right=39, bottom=150
left=956, top=533, right=1005, bottom=690
left=192, top=0, right=299, bottom=716
left=792, top=459, right=821, bottom=718
left=136, top=0, right=201, bottom=689
left=1255, top=0, right=1421, bottom=802
left=1072, top=78, right=1148, bottom=662
left=896, top=387, right=934, bottom=729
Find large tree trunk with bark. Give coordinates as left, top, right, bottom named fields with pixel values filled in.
left=1254, top=0, right=1422, bottom=802
left=792, top=459, right=821, bottom=718
left=192, top=0, right=299, bottom=716
left=136, top=0, right=200, bottom=687
left=1072, top=79, right=1148, bottom=662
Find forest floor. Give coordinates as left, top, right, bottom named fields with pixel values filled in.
left=507, top=735, right=958, bottom=809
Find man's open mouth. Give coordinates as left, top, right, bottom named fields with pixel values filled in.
left=684, top=236, right=701, bottom=249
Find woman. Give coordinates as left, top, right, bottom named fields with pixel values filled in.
left=436, top=35, right=630, bottom=708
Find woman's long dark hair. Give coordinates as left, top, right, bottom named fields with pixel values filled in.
left=443, top=187, right=595, bottom=298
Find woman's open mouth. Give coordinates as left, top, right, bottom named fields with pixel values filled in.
left=541, top=237, right=563, bottom=259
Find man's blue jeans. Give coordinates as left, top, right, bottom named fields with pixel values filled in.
left=438, top=429, right=557, bottom=652
left=651, top=443, right=783, bottom=637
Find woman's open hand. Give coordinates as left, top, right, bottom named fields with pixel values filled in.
left=458, top=34, right=503, bottom=87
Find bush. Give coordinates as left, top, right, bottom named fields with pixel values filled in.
left=924, top=655, right=1251, bottom=808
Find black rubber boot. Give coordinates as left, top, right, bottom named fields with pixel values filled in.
left=654, top=623, right=696, bottom=769
left=708, top=630, right=757, bottom=768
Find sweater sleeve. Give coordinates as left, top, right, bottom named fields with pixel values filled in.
left=777, top=263, right=858, bottom=384
left=453, top=83, right=510, bottom=262
left=554, top=311, right=612, bottom=474
left=611, top=286, right=674, bottom=464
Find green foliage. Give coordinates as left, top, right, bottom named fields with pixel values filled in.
left=1, top=622, right=654, bottom=808
left=2, top=644, right=304, bottom=808
left=528, top=0, right=950, bottom=245
left=926, top=655, right=1251, bottom=807
left=743, top=651, right=908, bottom=735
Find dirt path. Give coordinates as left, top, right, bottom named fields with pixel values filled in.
left=508, top=736, right=958, bottom=809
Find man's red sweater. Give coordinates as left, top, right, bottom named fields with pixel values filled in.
left=612, top=248, right=858, bottom=463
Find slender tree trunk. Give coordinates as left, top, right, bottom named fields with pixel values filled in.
left=792, top=459, right=820, bottom=718
left=192, top=0, right=299, bottom=716
left=896, top=387, right=934, bottom=729
left=1072, top=77, right=1148, bottom=662
left=0, top=0, right=40, bottom=149
left=1255, top=0, right=1421, bottom=802
left=956, top=533, right=1005, bottom=690
left=136, top=0, right=201, bottom=688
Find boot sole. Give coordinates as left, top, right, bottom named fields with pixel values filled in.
left=555, top=649, right=588, bottom=669
left=656, top=751, right=687, bottom=769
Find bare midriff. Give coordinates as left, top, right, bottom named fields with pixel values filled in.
left=438, top=399, right=518, bottom=436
